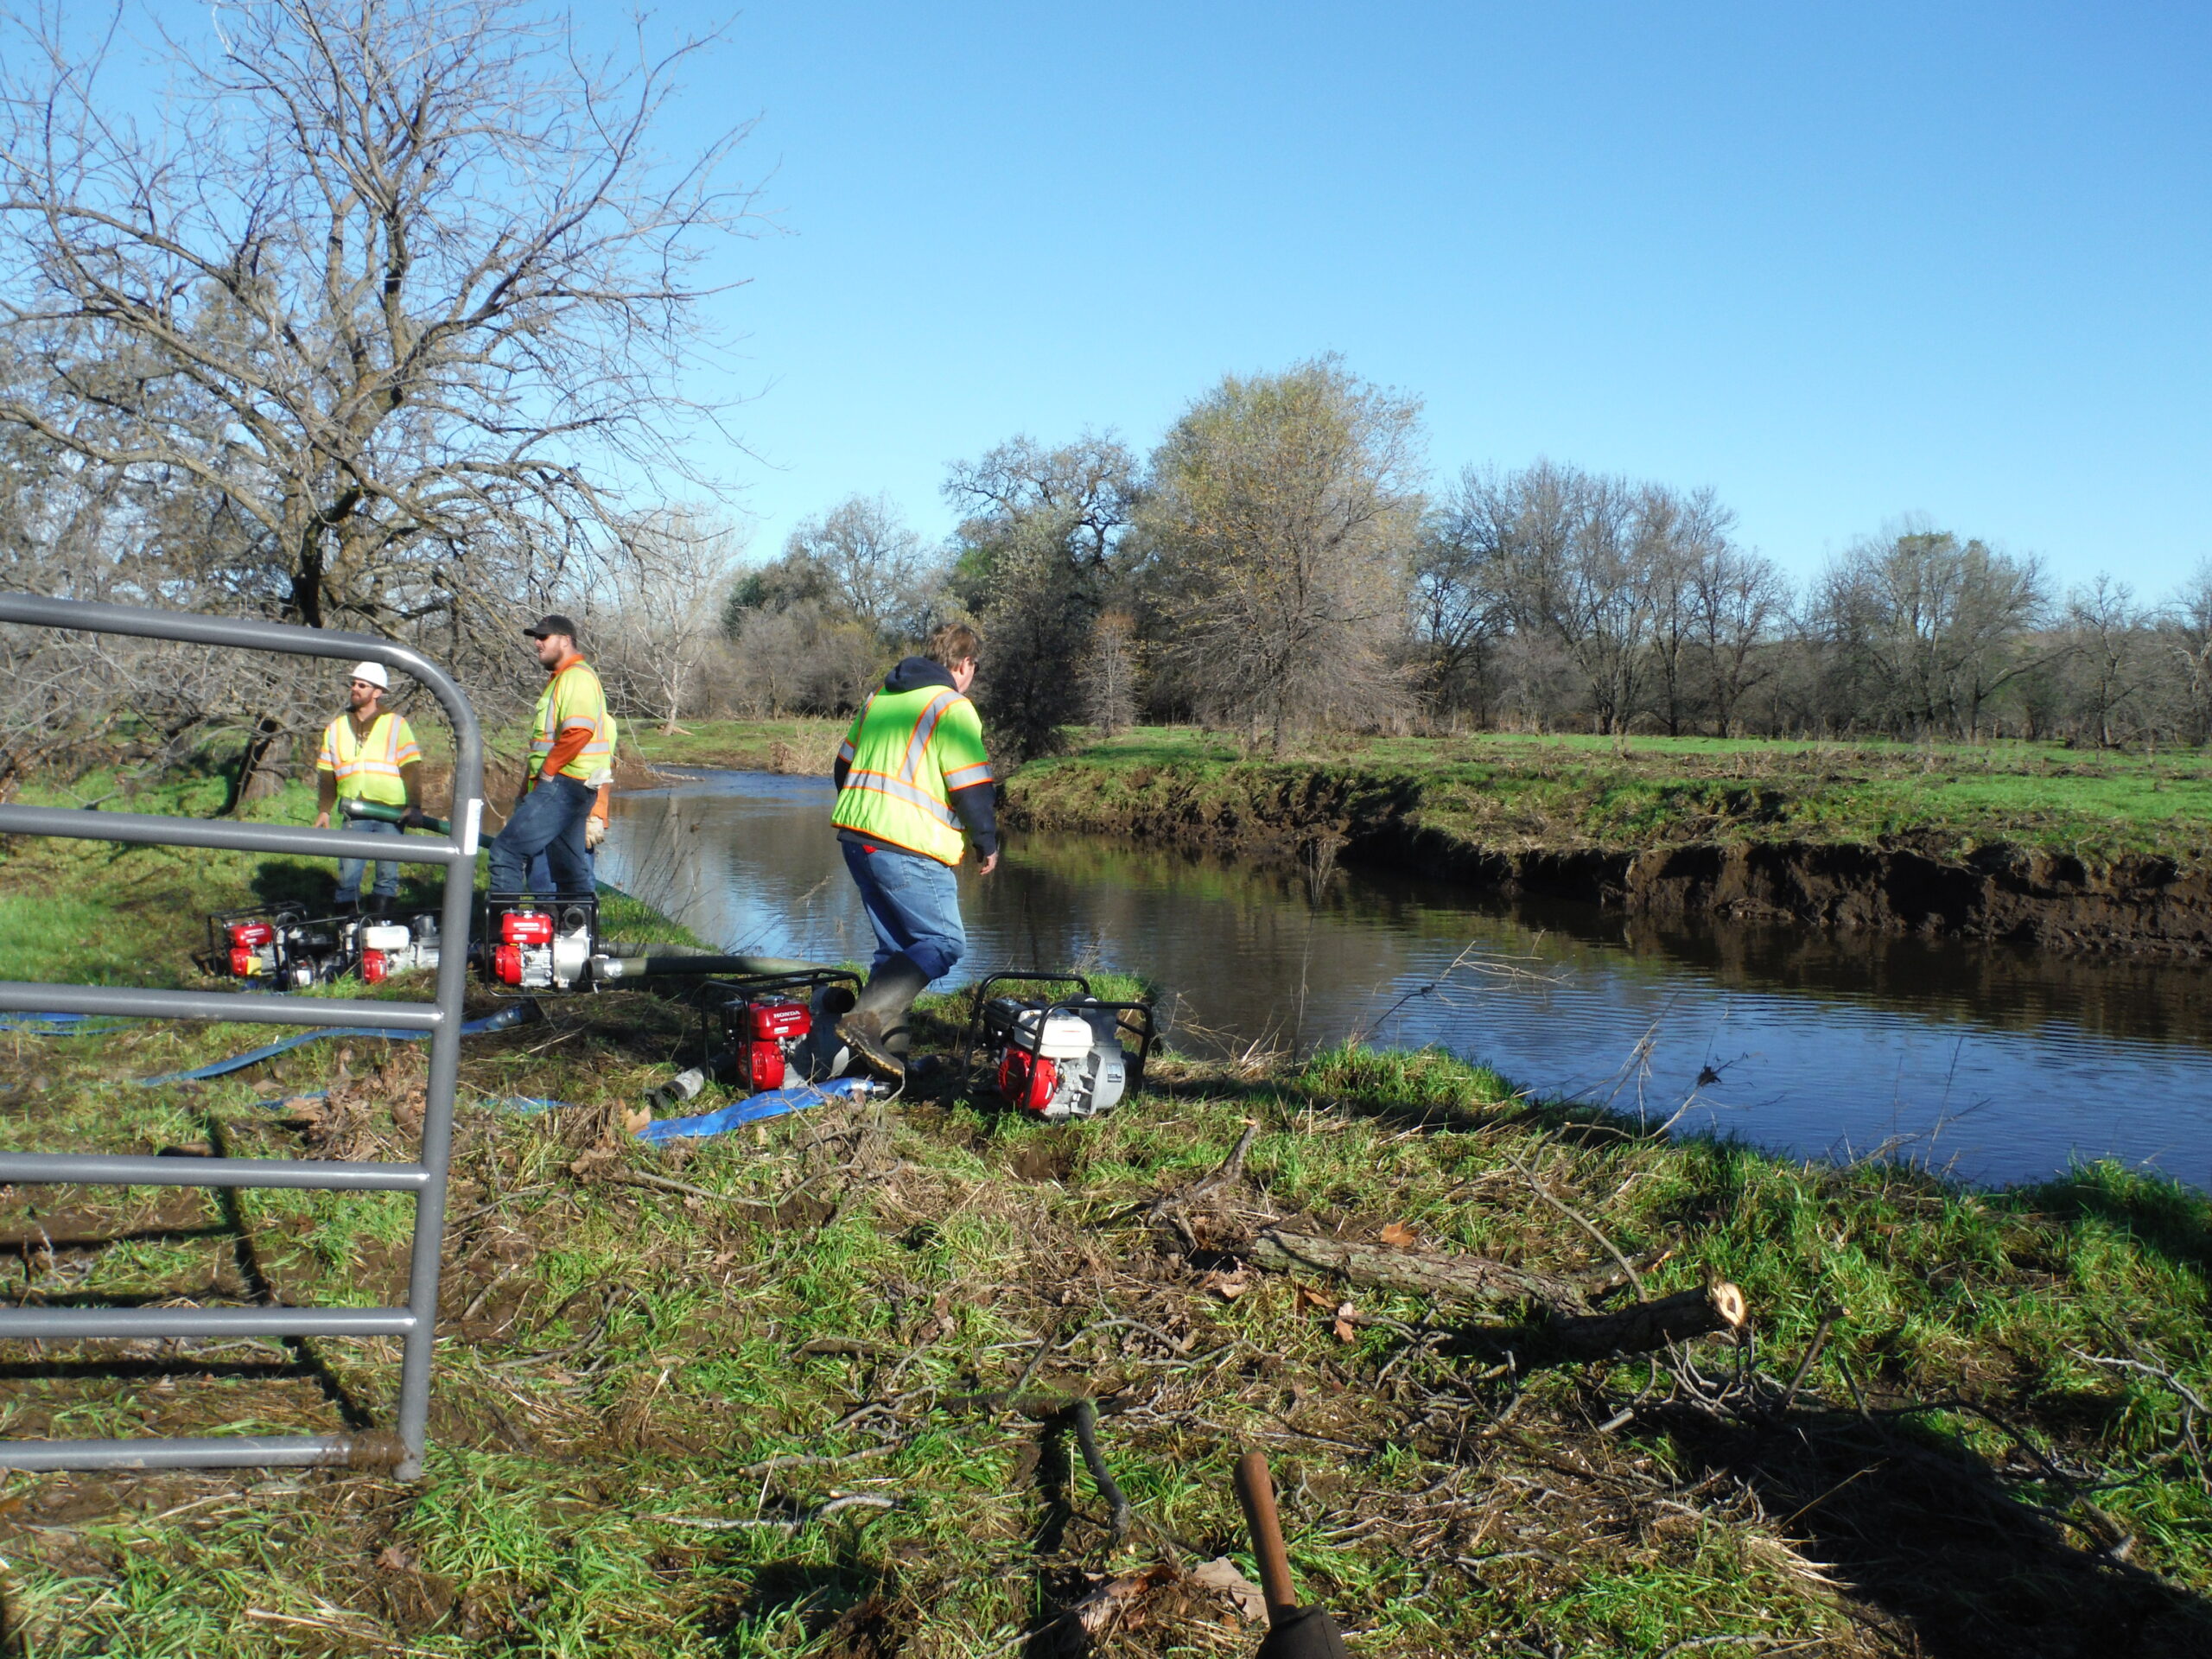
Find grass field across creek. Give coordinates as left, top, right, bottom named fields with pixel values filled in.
left=2, top=772, right=2210, bottom=1655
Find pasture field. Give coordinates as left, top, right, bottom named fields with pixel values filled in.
left=0, top=772, right=2208, bottom=1655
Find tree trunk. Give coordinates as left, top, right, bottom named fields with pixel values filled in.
left=1248, top=1229, right=1749, bottom=1363
left=1541, top=1282, right=1746, bottom=1359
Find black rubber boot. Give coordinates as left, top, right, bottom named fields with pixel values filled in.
left=837, top=954, right=930, bottom=1080
left=794, top=983, right=858, bottom=1082
left=365, top=893, right=394, bottom=920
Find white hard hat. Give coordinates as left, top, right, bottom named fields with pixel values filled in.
left=349, top=661, right=390, bottom=690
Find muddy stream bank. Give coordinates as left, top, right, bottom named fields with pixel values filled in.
left=603, top=770, right=2212, bottom=1190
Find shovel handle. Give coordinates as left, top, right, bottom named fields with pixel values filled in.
left=1233, top=1449, right=1298, bottom=1625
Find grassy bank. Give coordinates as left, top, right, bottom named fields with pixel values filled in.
left=3, top=777, right=2212, bottom=1654
left=1003, top=728, right=2212, bottom=869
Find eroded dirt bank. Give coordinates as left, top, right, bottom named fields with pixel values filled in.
left=1004, top=761, right=2212, bottom=955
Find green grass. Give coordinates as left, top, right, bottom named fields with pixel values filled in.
left=1001, top=724, right=2212, bottom=871
left=626, top=718, right=849, bottom=776
left=3, top=774, right=2212, bottom=1654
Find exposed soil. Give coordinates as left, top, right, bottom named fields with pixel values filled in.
left=1004, top=766, right=2212, bottom=956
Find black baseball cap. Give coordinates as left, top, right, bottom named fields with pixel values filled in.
left=524, top=613, right=579, bottom=639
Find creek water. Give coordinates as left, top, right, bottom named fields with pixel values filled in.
left=601, top=769, right=2212, bottom=1191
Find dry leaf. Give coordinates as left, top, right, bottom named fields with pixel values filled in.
left=1379, top=1221, right=1419, bottom=1249
left=1190, top=1556, right=1268, bottom=1624
left=1332, top=1300, right=1359, bottom=1342
left=1293, top=1284, right=1333, bottom=1311
left=1072, top=1564, right=1179, bottom=1636
left=1205, top=1267, right=1252, bottom=1301
left=623, top=1106, right=652, bottom=1136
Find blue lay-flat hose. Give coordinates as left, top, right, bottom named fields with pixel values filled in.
left=131, top=1001, right=539, bottom=1086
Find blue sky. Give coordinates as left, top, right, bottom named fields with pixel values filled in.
left=636, top=1, right=2205, bottom=595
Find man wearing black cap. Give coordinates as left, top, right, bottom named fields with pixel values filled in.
left=486, top=614, right=616, bottom=901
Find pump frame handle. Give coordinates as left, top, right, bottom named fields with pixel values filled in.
left=1233, top=1449, right=1298, bottom=1626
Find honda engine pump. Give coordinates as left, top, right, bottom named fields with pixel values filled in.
left=358, top=916, right=442, bottom=984
left=965, top=974, right=1154, bottom=1122
left=488, top=901, right=595, bottom=991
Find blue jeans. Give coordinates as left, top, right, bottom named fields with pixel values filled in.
left=529, top=848, right=595, bottom=898
left=486, top=774, right=594, bottom=899
left=842, top=839, right=965, bottom=982
left=335, top=815, right=402, bottom=903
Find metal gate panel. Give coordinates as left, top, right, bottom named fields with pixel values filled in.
left=0, top=592, right=486, bottom=1478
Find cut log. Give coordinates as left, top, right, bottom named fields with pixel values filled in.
left=1543, top=1281, right=1747, bottom=1360
left=1249, top=1228, right=1589, bottom=1312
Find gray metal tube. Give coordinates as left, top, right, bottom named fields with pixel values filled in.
left=0, top=982, right=442, bottom=1030
left=0, top=592, right=488, bottom=1480
left=0, top=1306, right=415, bottom=1339
left=0, top=803, right=465, bottom=864
left=0, top=1435, right=363, bottom=1472
left=0, top=1152, right=430, bottom=1191
left=392, top=638, right=483, bottom=1482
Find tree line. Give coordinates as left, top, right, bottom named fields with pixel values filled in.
left=722, top=356, right=2212, bottom=761
left=0, top=3, right=2203, bottom=802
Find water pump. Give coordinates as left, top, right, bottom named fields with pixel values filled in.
left=357, top=915, right=442, bottom=984
left=962, top=972, right=1154, bottom=1122
left=199, top=906, right=352, bottom=988
left=719, top=969, right=865, bottom=1090
left=486, top=899, right=596, bottom=991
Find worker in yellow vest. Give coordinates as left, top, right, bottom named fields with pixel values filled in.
left=829, top=622, right=998, bottom=1077
left=313, top=661, right=423, bottom=916
left=486, top=613, right=615, bottom=901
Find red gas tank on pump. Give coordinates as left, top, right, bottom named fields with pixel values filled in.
left=226, top=919, right=277, bottom=979
left=735, top=997, right=810, bottom=1090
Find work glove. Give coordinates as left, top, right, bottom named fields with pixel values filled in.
left=585, top=815, right=607, bottom=851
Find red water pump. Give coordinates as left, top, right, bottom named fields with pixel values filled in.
left=733, top=996, right=811, bottom=1090
left=225, top=918, right=279, bottom=980
left=963, top=972, right=1155, bottom=1122
left=487, top=903, right=594, bottom=991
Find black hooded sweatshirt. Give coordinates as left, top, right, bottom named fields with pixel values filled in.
left=832, top=657, right=999, bottom=858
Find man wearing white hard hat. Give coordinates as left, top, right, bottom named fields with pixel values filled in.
left=313, top=662, right=423, bottom=916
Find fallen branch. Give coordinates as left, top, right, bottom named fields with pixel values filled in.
left=1541, top=1283, right=1747, bottom=1361
left=1249, top=1228, right=1589, bottom=1312
left=1503, top=1148, right=1644, bottom=1300
left=1067, top=1396, right=1132, bottom=1547
left=601, top=1169, right=772, bottom=1208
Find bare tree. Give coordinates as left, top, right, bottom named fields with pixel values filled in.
left=1642, top=486, right=1734, bottom=737
left=1138, top=357, right=1421, bottom=748
left=1078, top=608, right=1141, bottom=734
left=2063, top=574, right=2151, bottom=749
left=1693, top=543, right=1788, bottom=735
left=0, top=0, right=755, bottom=785
left=588, top=508, right=746, bottom=734
left=781, top=493, right=934, bottom=640
left=2166, top=558, right=2212, bottom=746
left=1410, top=468, right=1512, bottom=724
left=1814, top=525, right=2048, bottom=740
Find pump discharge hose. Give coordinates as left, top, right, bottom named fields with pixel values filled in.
left=338, top=798, right=451, bottom=836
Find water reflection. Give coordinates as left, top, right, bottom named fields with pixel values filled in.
left=603, top=770, right=2212, bottom=1190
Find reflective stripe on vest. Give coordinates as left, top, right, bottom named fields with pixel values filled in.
left=842, top=769, right=959, bottom=828
left=321, top=714, right=416, bottom=805
left=829, top=683, right=988, bottom=865
left=530, top=658, right=614, bottom=781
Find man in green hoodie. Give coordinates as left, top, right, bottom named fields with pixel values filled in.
left=829, top=623, right=998, bottom=1077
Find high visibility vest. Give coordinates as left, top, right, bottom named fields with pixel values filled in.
left=830, top=683, right=992, bottom=866
left=529, top=658, right=616, bottom=784
left=317, top=712, right=420, bottom=805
